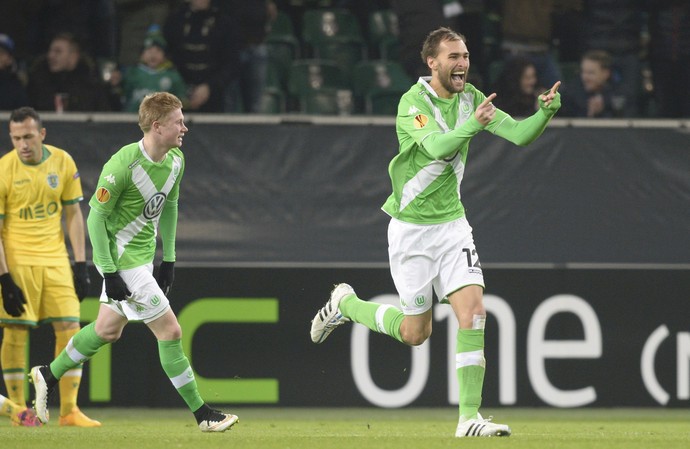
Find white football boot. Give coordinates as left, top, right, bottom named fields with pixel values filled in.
left=198, top=409, right=239, bottom=432
left=310, top=283, right=353, bottom=344
left=455, top=413, right=512, bottom=438
left=29, top=365, right=51, bottom=423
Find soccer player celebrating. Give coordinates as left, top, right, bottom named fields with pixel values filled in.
left=310, top=27, right=561, bottom=437
left=29, top=92, right=238, bottom=432
left=0, top=107, right=98, bottom=427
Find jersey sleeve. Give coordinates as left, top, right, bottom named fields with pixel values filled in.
left=486, top=91, right=561, bottom=146
left=88, top=156, right=129, bottom=273
left=88, top=156, right=128, bottom=217
left=0, top=160, right=7, bottom=217
left=61, top=152, right=84, bottom=205
left=397, top=90, right=485, bottom=161
left=396, top=92, right=446, bottom=152
left=159, top=153, right=184, bottom=262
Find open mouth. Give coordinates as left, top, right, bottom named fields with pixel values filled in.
left=451, top=71, right=465, bottom=83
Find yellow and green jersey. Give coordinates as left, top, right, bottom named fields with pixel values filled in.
left=0, top=145, right=83, bottom=266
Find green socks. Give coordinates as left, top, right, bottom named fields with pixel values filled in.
left=456, top=328, right=486, bottom=420
left=49, top=324, right=204, bottom=412
left=158, top=339, right=204, bottom=412
left=339, top=294, right=405, bottom=343
left=336, top=290, right=487, bottom=420
left=50, top=322, right=103, bottom=379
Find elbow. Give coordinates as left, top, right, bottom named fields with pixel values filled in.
left=513, top=138, right=532, bottom=147
left=513, top=132, right=542, bottom=147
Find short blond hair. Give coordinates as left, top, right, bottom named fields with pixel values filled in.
left=138, top=92, right=183, bottom=133
left=420, top=27, right=466, bottom=63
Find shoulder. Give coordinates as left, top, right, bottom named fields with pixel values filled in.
left=400, top=82, right=424, bottom=102
left=0, top=150, right=14, bottom=164
left=0, top=152, right=15, bottom=178
left=398, top=82, right=431, bottom=115
left=44, top=145, right=73, bottom=160
left=107, top=142, right=142, bottom=170
left=168, top=147, right=184, bottom=158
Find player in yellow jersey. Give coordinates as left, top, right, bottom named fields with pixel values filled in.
left=0, top=107, right=99, bottom=427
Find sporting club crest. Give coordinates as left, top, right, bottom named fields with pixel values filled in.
left=46, top=173, right=59, bottom=189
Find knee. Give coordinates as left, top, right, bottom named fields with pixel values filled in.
left=168, top=323, right=182, bottom=340
left=97, top=330, right=122, bottom=344
left=94, top=323, right=123, bottom=343
left=401, top=327, right=432, bottom=346
left=160, top=322, right=182, bottom=341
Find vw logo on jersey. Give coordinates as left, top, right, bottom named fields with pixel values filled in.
left=143, top=192, right=167, bottom=219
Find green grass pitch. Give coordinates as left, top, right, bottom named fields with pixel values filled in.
left=3, top=407, right=689, bottom=449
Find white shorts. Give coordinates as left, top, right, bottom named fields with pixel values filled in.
left=388, top=216, right=485, bottom=315
left=98, top=263, right=171, bottom=323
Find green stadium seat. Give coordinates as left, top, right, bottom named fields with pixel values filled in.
left=352, top=60, right=411, bottom=115
left=288, top=59, right=349, bottom=97
left=288, top=59, right=351, bottom=113
left=258, top=88, right=287, bottom=114
left=301, top=9, right=366, bottom=56
left=266, top=12, right=301, bottom=80
left=367, top=91, right=402, bottom=115
left=367, top=10, right=400, bottom=60
left=300, top=87, right=355, bottom=115
left=311, top=39, right=366, bottom=81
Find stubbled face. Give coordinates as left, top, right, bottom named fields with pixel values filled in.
left=520, top=64, right=537, bottom=95
left=429, top=38, right=470, bottom=98
left=156, top=108, right=188, bottom=149
left=9, top=118, right=46, bottom=164
left=580, top=59, right=610, bottom=93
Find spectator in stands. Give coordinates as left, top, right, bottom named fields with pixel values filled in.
left=219, top=1, right=277, bottom=113
left=113, top=0, right=179, bottom=68
left=114, top=26, right=188, bottom=112
left=0, top=34, right=29, bottom=111
left=490, top=56, right=540, bottom=117
left=580, top=0, right=644, bottom=118
left=560, top=49, right=616, bottom=117
left=27, top=0, right=117, bottom=65
left=27, top=32, right=113, bottom=111
left=163, top=0, right=241, bottom=112
left=647, top=0, right=690, bottom=118
left=498, top=0, right=580, bottom=89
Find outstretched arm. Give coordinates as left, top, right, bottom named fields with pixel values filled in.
left=490, top=81, right=562, bottom=146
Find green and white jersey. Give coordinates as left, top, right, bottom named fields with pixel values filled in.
left=382, top=77, right=559, bottom=224
left=88, top=140, right=184, bottom=272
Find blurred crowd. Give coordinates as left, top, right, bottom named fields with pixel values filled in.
left=0, top=0, right=688, bottom=117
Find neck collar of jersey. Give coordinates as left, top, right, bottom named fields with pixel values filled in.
left=418, top=77, right=438, bottom=97
left=20, top=145, right=51, bottom=165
